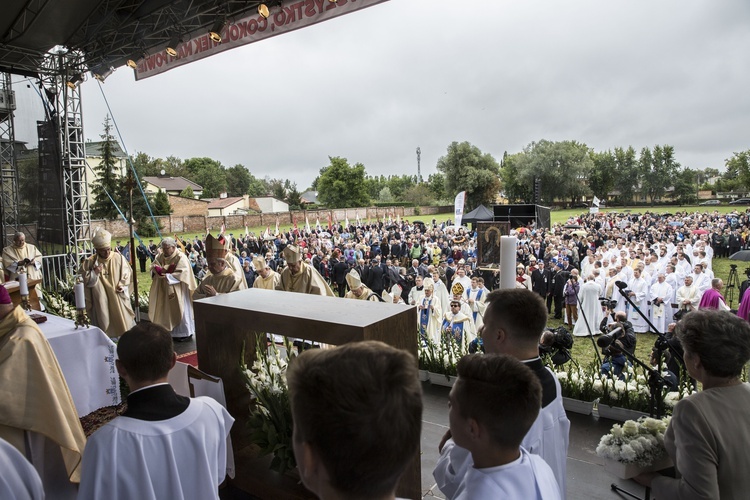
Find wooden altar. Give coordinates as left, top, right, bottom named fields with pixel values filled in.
left=194, top=288, right=420, bottom=499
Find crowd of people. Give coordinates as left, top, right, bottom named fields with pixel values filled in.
left=3, top=207, right=750, bottom=499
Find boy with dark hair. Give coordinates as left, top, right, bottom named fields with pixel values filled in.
left=435, top=288, right=570, bottom=498
left=288, top=341, right=423, bottom=500
left=78, top=323, right=234, bottom=500
left=448, top=354, right=560, bottom=499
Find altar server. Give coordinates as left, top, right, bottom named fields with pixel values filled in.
left=447, top=354, right=561, bottom=499
left=78, top=323, right=233, bottom=500
left=434, top=289, right=569, bottom=499
left=287, top=341, right=422, bottom=500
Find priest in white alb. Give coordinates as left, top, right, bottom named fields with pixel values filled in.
left=626, top=268, right=650, bottom=333
left=572, top=276, right=603, bottom=337
left=649, top=272, right=674, bottom=334
left=2, top=232, right=43, bottom=281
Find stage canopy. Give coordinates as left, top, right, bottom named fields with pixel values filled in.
left=461, top=204, right=494, bottom=225
left=1, top=0, right=388, bottom=79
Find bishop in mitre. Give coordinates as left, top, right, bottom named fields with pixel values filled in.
left=193, top=234, right=242, bottom=300
left=252, top=255, right=281, bottom=290
left=344, top=269, right=380, bottom=301
left=79, top=228, right=136, bottom=338
left=149, top=237, right=196, bottom=341
left=277, top=244, right=334, bottom=296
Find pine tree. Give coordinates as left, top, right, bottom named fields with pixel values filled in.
left=90, top=115, right=121, bottom=219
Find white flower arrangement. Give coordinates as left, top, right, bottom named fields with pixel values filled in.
left=242, top=336, right=296, bottom=473
left=419, top=335, right=471, bottom=378
left=551, top=361, right=604, bottom=401
left=596, top=416, right=671, bottom=467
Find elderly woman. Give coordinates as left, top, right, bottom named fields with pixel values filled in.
left=635, top=309, right=750, bottom=499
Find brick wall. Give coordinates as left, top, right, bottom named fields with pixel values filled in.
left=90, top=205, right=450, bottom=237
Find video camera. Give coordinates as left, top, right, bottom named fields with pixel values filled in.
left=539, top=326, right=573, bottom=366
left=597, top=323, right=626, bottom=356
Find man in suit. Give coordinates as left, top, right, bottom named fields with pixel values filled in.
left=331, top=250, right=350, bottom=298
left=367, top=256, right=387, bottom=296
left=78, top=323, right=233, bottom=499
left=531, top=259, right=551, bottom=301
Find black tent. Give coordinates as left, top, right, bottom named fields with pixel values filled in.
left=462, top=204, right=494, bottom=225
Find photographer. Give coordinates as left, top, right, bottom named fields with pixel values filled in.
left=539, top=327, right=573, bottom=367
left=598, top=311, right=636, bottom=380
left=599, top=299, right=618, bottom=333
left=562, top=271, right=580, bottom=329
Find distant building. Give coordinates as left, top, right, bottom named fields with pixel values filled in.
left=253, top=196, right=289, bottom=213
left=143, top=175, right=203, bottom=198
left=207, top=195, right=259, bottom=217
left=300, top=190, right=318, bottom=205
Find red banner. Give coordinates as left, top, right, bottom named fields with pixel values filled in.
left=135, top=0, right=389, bottom=80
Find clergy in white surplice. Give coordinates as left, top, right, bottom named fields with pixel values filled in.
left=464, top=276, right=488, bottom=330
left=676, top=276, right=700, bottom=314
left=649, top=273, right=674, bottom=334
left=626, top=268, right=650, bottom=333
left=573, top=277, right=603, bottom=337
left=691, top=264, right=711, bottom=299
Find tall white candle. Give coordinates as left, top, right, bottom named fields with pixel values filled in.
left=18, top=273, right=29, bottom=296
left=74, top=283, right=86, bottom=309
left=500, top=236, right=518, bottom=290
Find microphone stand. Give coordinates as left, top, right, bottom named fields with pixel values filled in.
left=607, top=283, right=673, bottom=500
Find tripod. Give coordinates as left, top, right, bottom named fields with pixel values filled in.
left=606, top=282, right=677, bottom=500
left=726, top=264, right=741, bottom=308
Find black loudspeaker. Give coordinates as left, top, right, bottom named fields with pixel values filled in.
left=493, top=204, right=551, bottom=230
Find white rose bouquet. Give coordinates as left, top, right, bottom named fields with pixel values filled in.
left=596, top=416, right=671, bottom=467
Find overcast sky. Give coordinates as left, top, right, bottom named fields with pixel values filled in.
left=11, top=0, right=750, bottom=191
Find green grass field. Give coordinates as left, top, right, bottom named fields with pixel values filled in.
left=133, top=205, right=742, bottom=367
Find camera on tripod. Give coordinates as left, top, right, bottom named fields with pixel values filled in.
left=597, top=323, right=625, bottom=356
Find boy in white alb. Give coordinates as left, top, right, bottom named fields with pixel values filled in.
left=447, top=354, right=560, bottom=499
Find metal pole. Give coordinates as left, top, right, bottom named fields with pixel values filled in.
left=127, top=169, right=139, bottom=321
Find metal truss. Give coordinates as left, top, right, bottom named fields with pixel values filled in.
left=0, top=72, right=19, bottom=246
left=46, top=53, right=91, bottom=266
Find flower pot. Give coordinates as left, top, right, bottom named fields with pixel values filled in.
left=562, top=397, right=594, bottom=415
left=596, top=403, right=648, bottom=422
left=418, top=369, right=429, bottom=382
left=428, top=372, right=457, bottom=387
left=603, top=456, right=673, bottom=480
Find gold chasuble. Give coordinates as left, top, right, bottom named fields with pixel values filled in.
left=253, top=270, right=281, bottom=290
left=193, top=268, right=241, bottom=300
left=80, top=251, right=136, bottom=338
left=278, top=262, right=334, bottom=296
left=0, top=305, right=87, bottom=482
left=2, top=242, right=43, bottom=281
left=149, top=250, right=196, bottom=331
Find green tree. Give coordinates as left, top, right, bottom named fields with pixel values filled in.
left=501, top=140, right=592, bottom=206
left=247, top=173, right=268, bottom=197
left=269, top=179, right=286, bottom=201
left=727, top=150, right=750, bottom=190
left=179, top=186, right=194, bottom=198
left=184, top=157, right=227, bottom=198
left=672, top=168, right=698, bottom=205
left=613, top=146, right=639, bottom=206
left=286, top=183, right=302, bottom=210
left=387, top=175, right=417, bottom=200
left=436, top=141, right=501, bottom=209
left=588, top=150, right=616, bottom=201
left=427, top=172, right=446, bottom=202
left=90, top=116, right=122, bottom=219
left=640, top=145, right=680, bottom=205
left=153, top=190, right=172, bottom=215
left=226, top=164, right=251, bottom=196
left=378, top=186, right=394, bottom=203
left=499, top=152, right=531, bottom=203
left=402, top=184, right=434, bottom=206
left=317, top=156, right=370, bottom=208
